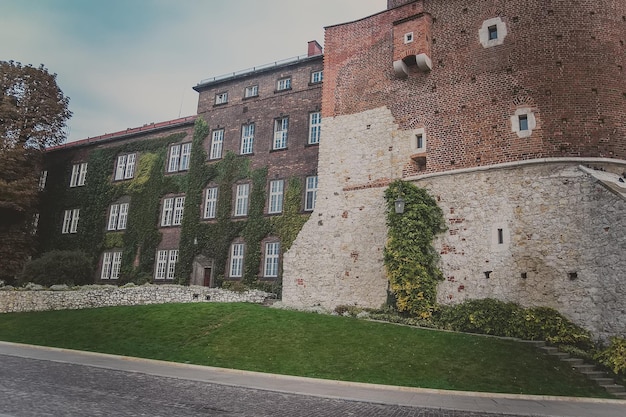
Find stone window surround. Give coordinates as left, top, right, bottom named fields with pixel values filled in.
left=510, top=108, right=537, bottom=138
left=479, top=17, right=507, bottom=48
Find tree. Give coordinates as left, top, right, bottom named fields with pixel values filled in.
left=0, top=61, right=71, bottom=282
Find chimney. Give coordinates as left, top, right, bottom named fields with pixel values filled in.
left=308, top=40, right=323, bottom=57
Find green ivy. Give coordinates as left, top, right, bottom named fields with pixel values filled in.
left=39, top=118, right=311, bottom=292
left=384, top=180, right=446, bottom=318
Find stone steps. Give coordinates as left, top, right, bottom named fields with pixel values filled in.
left=535, top=343, right=625, bottom=399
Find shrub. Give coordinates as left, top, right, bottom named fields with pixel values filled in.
left=18, top=250, right=93, bottom=287
left=595, top=337, right=626, bottom=377
left=436, top=299, right=593, bottom=349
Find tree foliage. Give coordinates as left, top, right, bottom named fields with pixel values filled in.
left=0, top=61, right=71, bottom=280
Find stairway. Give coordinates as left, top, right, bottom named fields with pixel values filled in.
left=526, top=341, right=626, bottom=399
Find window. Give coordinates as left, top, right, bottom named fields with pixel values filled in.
left=404, top=32, right=414, bottom=43
left=107, top=202, right=129, bottom=231
left=497, top=228, right=504, bottom=244
left=38, top=170, right=47, bottom=191
left=305, top=176, right=318, bottom=211
left=268, top=180, right=284, bottom=214
left=210, top=129, right=224, bottom=160
left=161, top=196, right=185, bottom=226
left=273, top=117, right=288, bottom=150
left=309, top=112, right=321, bottom=145
left=69, top=163, right=87, bottom=187
left=264, top=242, right=280, bottom=278
left=32, top=213, right=39, bottom=235
left=241, top=123, right=255, bottom=155
left=62, top=209, right=80, bottom=234
left=277, top=77, right=291, bottom=91
left=244, top=85, right=258, bottom=98
left=480, top=17, right=508, bottom=48
left=155, top=249, right=178, bottom=280
left=215, top=92, right=228, bottom=105
left=101, top=251, right=122, bottom=280
left=234, top=184, right=250, bottom=217
left=115, top=153, right=136, bottom=180
left=511, top=108, right=536, bottom=138
left=518, top=114, right=529, bottom=131
left=229, top=243, right=244, bottom=278
left=167, top=143, right=191, bottom=172
left=204, top=187, right=218, bottom=219
left=311, top=71, right=323, bottom=84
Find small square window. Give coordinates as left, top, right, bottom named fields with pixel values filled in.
left=519, top=114, right=529, bottom=131
left=244, top=85, right=258, bottom=98
left=277, top=78, right=291, bottom=91
left=311, top=71, right=323, bottom=84
left=488, top=25, right=498, bottom=40
left=215, top=92, right=228, bottom=105
left=404, top=32, right=414, bottom=43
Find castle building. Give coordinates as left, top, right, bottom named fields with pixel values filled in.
left=282, top=0, right=626, bottom=339
left=39, top=42, right=323, bottom=289
left=36, top=1, right=626, bottom=338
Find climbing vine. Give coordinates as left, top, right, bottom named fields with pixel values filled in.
left=384, top=180, right=446, bottom=318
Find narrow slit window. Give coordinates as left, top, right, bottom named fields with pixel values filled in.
left=497, top=228, right=504, bottom=244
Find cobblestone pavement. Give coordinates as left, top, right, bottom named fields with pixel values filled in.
left=0, top=355, right=522, bottom=417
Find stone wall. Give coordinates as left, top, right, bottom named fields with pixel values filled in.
left=282, top=106, right=626, bottom=340
left=0, top=284, right=272, bottom=314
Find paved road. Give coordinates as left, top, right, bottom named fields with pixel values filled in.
left=0, top=342, right=623, bottom=417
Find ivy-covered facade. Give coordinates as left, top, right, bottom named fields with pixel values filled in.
left=37, top=42, right=324, bottom=293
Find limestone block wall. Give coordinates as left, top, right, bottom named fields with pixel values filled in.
left=283, top=106, right=626, bottom=339
left=420, top=162, right=626, bottom=340
left=0, top=284, right=271, bottom=314
left=282, top=107, right=416, bottom=310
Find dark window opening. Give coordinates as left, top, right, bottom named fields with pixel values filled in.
left=488, top=25, right=498, bottom=40
left=519, top=114, right=529, bottom=131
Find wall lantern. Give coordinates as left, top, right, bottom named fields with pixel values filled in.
left=395, top=197, right=406, bottom=214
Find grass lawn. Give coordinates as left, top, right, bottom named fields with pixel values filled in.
left=0, top=302, right=612, bottom=398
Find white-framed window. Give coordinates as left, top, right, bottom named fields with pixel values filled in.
left=62, top=208, right=80, bottom=234
left=215, top=92, right=228, bottom=105
left=273, top=117, right=288, bottom=150
left=38, top=170, right=48, bottom=191
left=268, top=180, right=284, bottom=214
left=308, top=112, right=321, bottom=145
left=161, top=196, right=185, bottom=226
left=107, top=202, right=129, bottom=231
left=510, top=108, right=537, bottom=138
left=101, top=251, right=122, bottom=280
left=277, top=77, right=291, bottom=91
left=234, top=183, right=250, bottom=217
left=115, top=153, right=136, bottom=180
left=204, top=187, right=218, bottom=219
left=241, top=123, right=255, bottom=155
left=155, top=249, right=178, bottom=280
left=264, top=242, right=280, bottom=278
left=167, top=143, right=191, bottom=172
left=229, top=243, right=245, bottom=278
left=404, top=32, right=414, bottom=44
left=311, top=70, right=323, bottom=84
left=305, top=176, right=318, bottom=211
left=69, top=163, right=87, bottom=187
left=210, top=129, right=224, bottom=160
left=411, top=128, right=427, bottom=153
left=244, top=85, right=258, bottom=98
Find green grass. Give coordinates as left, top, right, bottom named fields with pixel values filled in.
left=0, top=303, right=612, bottom=398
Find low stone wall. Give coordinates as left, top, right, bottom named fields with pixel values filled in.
left=0, top=284, right=273, bottom=314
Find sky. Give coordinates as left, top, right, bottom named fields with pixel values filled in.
left=1, top=0, right=384, bottom=143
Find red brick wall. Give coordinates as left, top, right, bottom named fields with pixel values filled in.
left=196, top=57, right=322, bottom=182
left=323, top=0, right=626, bottom=174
